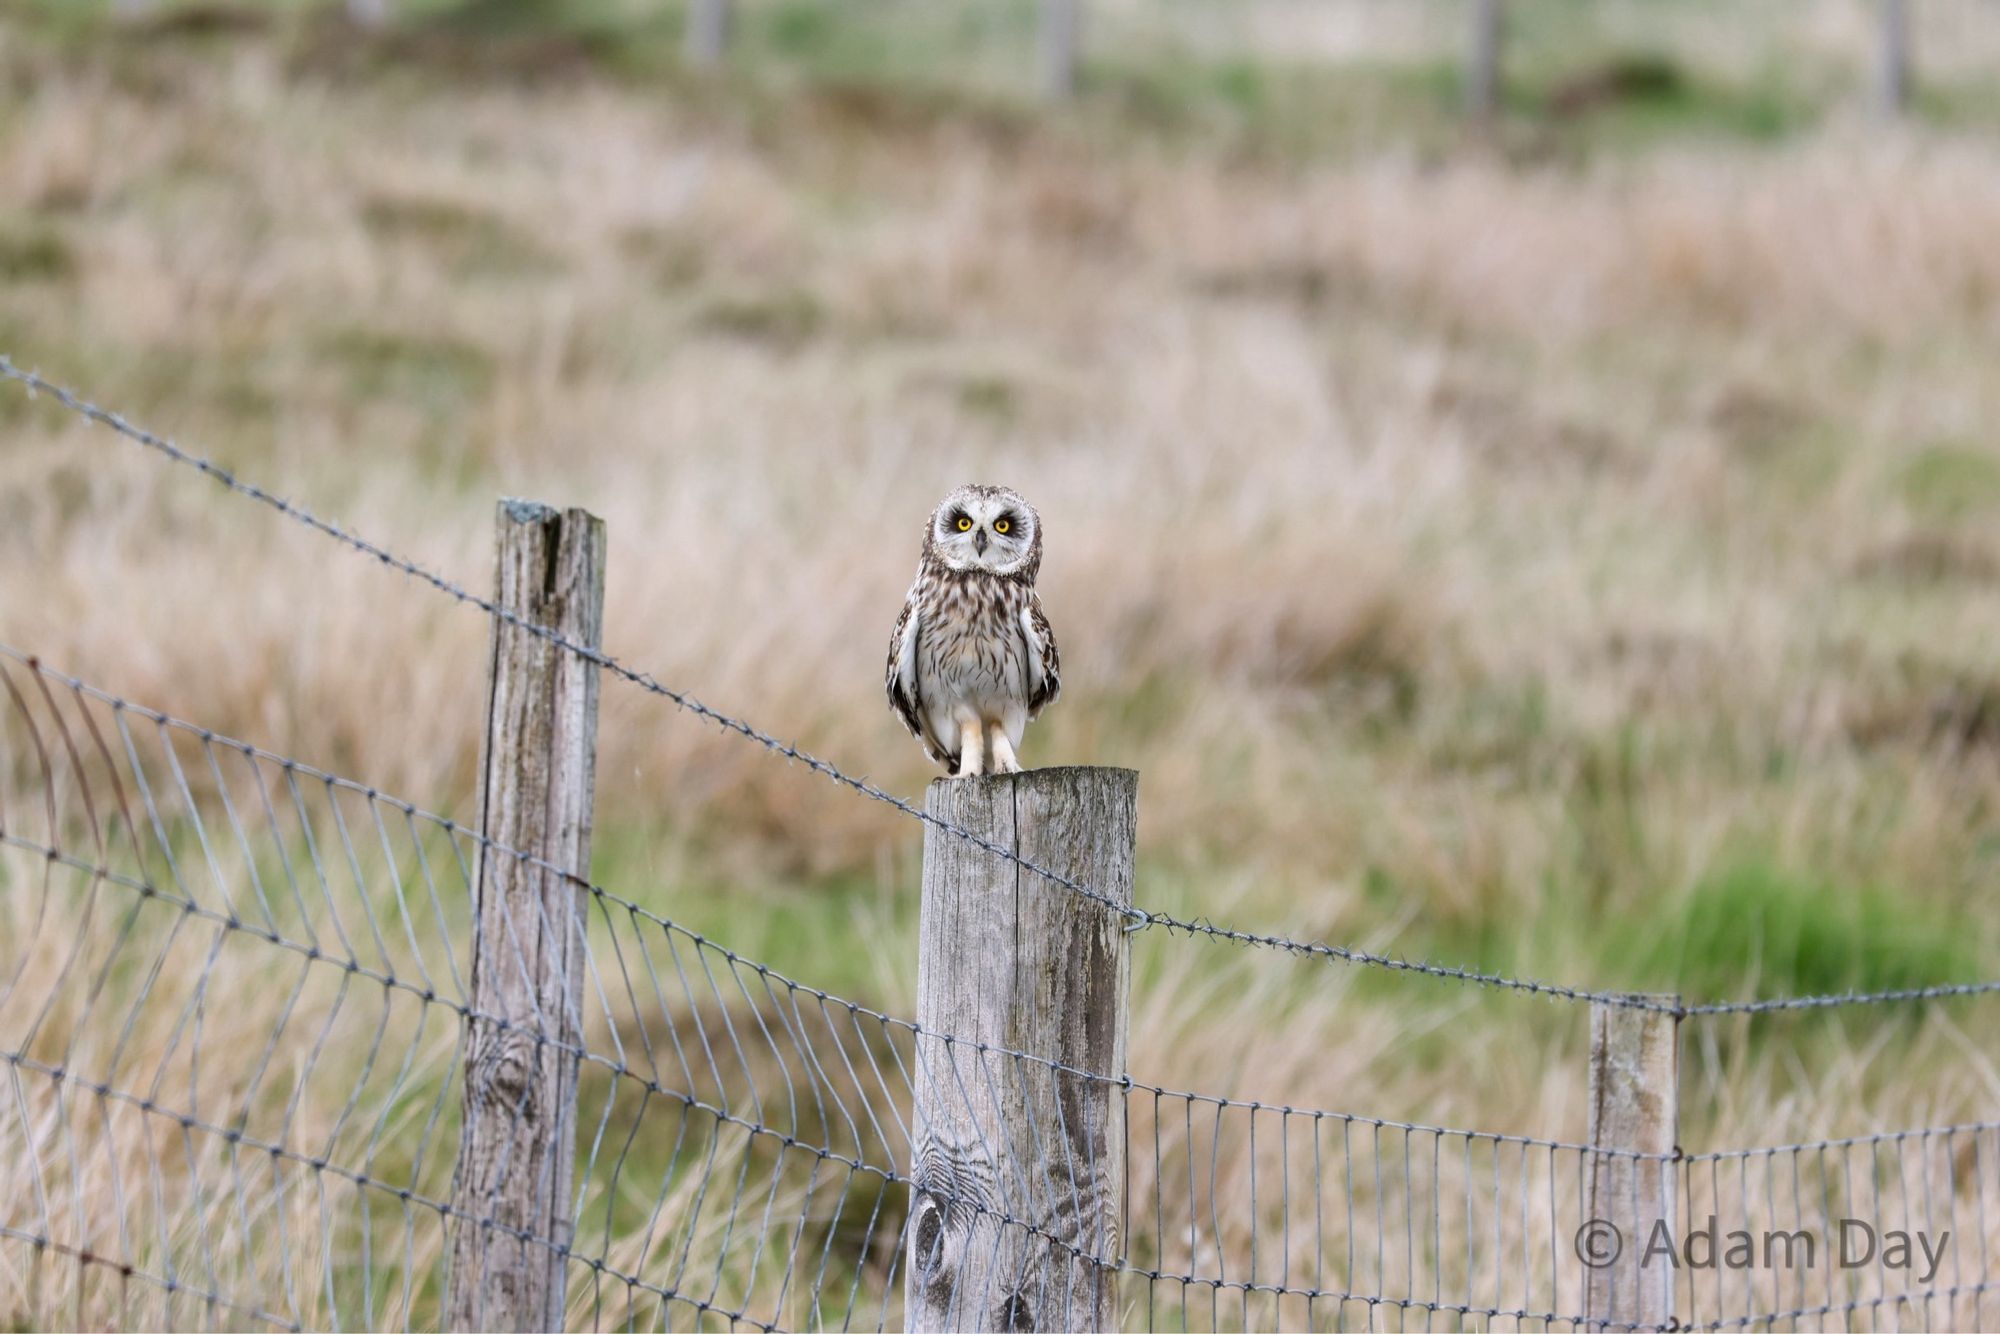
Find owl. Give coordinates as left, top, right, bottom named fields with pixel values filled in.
left=886, top=484, right=1061, bottom=776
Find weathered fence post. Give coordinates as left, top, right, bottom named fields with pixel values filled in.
left=686, top=0, right=732, bottom=68
left=906, top=767, right=1136, bottom=1332
left=1039, top=0, right=1082, bottom=100
left=1877, top=0, right=1911, bottom=117
left=1583, top=995, right=1680, bottom=1331
left=1466, top=0, right=1505, bottom=121
left=445, top=501, right=606, bottom=1333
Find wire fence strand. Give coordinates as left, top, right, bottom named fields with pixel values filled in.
left=6, top=355, right=1998, bottom=1023
left=5, top=356, right=2000, bottom=1331
left=0, top=648, right=1619, bottom=1329
left=3, top=648, right=1991, bottom=1330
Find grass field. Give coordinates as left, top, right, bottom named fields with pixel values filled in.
left=3, top=0, right=2000, bottom=1325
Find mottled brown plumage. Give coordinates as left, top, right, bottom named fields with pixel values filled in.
left=886, top=485, right=1061, bottom=775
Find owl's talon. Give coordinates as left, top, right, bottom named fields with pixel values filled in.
left=988, top=729, right=1022, bottom=775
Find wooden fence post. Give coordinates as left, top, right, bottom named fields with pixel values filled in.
left=445, top=501, right=606, bottom=1333
left=1583, top=996, right=1680, bottom=1331
left=686, top=0, right=732, bottom=68
left=1877, top=0, right=1911, bottom=117
left=1466, top=0, right=1505, bottom=121
left=1039, top=0, right=1082, bottom=100
left=906, top=767, right=1136, bottom=1332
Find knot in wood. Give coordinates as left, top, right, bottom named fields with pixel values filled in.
left=909, top=1127, right=996, bottom=1302
left=470, top=1023, right=540, bottom=1115
left=910, top=1196, right=948, bottom=1281
left=912, top=1128, right=995, bottom=1239
left=994, top=1290, right=1037, bottom=1331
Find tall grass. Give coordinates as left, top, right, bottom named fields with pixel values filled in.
left=3, top=2, right=1999, bottom=1326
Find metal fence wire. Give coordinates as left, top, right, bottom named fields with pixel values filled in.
left=3, top=649, right=1997, bottom=1332
left=2, top=360, right=1999, bottom=1332
left=0, top=648, right=1603, bottom=1330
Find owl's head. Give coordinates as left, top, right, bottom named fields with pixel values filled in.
left=923, top=484, right=1041, bottom=579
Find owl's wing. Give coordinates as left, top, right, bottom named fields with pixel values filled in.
left=885, top=594, right=925, bottom=740
left=1021, top=594, right=1060, bottom=718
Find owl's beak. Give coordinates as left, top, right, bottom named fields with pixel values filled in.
left=973, top=530, right=988, bottom=553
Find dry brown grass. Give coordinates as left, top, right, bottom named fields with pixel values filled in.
left=3, top=4, right=2000, bottom=1326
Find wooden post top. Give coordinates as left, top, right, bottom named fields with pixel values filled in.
left=924, top=764, right=1139, bottom=791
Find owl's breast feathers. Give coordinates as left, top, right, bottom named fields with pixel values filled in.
left=886, top=567, right=1055, bottom=769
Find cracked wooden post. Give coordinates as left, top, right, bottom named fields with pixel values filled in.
left=1584, top=995, right=1680, bottom=1332
left=906, top=767, right=1136, bottom=1332
left=445, top=500, right=605, bottom=1333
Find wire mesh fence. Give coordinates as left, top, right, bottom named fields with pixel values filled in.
left=6, top=631, right=1999, bottom=1332
left=3, top=359, right=1999, bottom=1331
left=0, top=649, right=1627, bottom=1330
left=1679, top=1126, right=2000, bottom=1331
left=0, top=649, right=1641, bottom=1330
left=0, top=647, right=927, bottom=1330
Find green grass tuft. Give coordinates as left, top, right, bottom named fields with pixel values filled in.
left=1897, top=442, right=2000, bottom=521
left=0, top=217, right=75, bottom=281
left=1617, top=859, right=1984, bottom=1001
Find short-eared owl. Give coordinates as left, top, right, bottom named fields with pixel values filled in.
left=886, top=484, right=1061, bottom=776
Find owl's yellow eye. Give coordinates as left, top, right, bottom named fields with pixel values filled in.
left=956, top=516, right=973, bottom=531
left=994, top=519, right=1011, bottom=534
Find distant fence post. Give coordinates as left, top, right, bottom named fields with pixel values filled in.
left=1466, top=0, right=1505, bottom=121
left=346, top=0, right=390, bottom=27
left=445, top=501, right=606, bottom=1332
left=686, top=0, right=732, bottom=68
left=1583, top=996, right=1680, bottom=1331
left=1039, top=0, right=1082, bottom=100
left=906, top=767, right=1136, bottom=1332
left=1877, top=0, right=1912, bottom=117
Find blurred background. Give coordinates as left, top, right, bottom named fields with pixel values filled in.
left=4, top=0, right=2000, bottom=1200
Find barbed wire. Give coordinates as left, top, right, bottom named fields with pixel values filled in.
left=0, top=644, right=1684, bottom=1330
left=5, top=356, right=1999, bottom=1026
left=0, top=641, right=1659, bottom=1163
left=1, top=611, right=1993, bottom=1328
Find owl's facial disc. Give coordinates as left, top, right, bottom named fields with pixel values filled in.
left=933, top=490, right=1034, bottom=574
